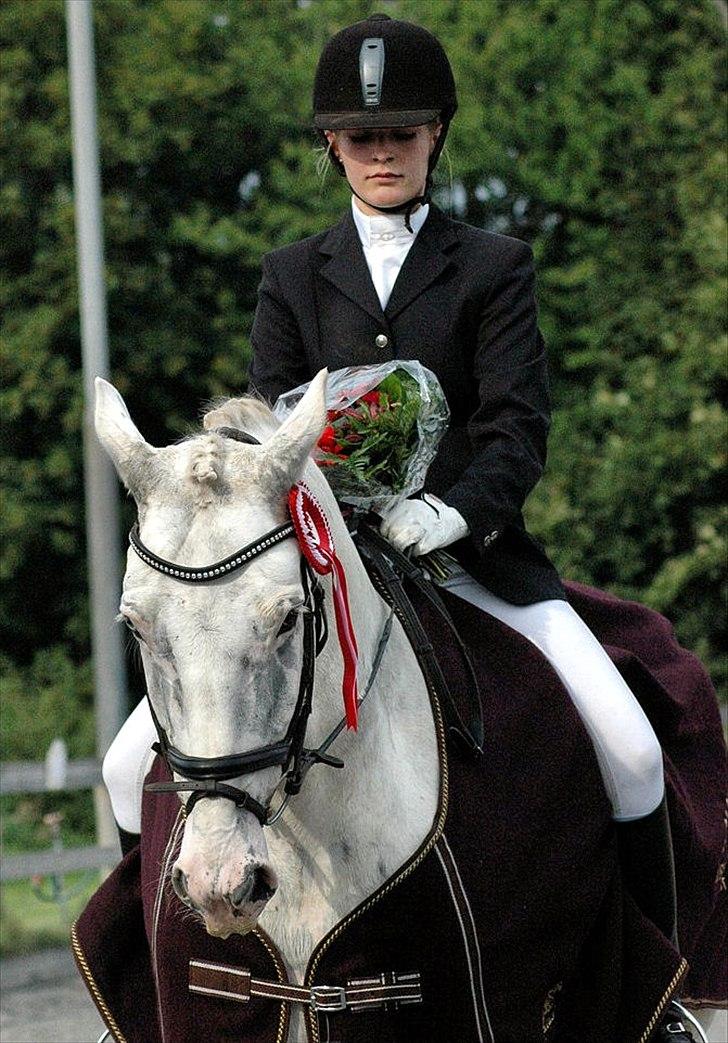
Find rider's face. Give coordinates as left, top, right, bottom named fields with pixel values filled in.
left=325, top=123, right=441, bottom=215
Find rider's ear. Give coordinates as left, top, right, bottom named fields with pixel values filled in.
left=94, top=377, right=157, bottom=496
left=261, top=368, right=328, bottom=495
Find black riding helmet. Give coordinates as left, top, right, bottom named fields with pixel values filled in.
left=313, top=13, right=457, bottom=224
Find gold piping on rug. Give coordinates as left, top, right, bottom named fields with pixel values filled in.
left=303, top=572, right=449, bottom=1043
left=71, top=920, right=127, bottom=1043
left=639, top=958, right=689, bottom=1043
left=252, top=926, right=291, bottom=1043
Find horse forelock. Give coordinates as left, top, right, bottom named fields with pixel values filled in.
left=188, top=437, right=222, bottom=486
left=173, top=392, right=276, bottom=504
left=197, top=392, right=337, bottom=511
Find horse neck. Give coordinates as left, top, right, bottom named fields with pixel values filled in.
left=280, top=461, right=439, bottom=860
left=257, top=460, right=439, bottom=978
left=294, top=463, right=392, bottom=734
left=296, top=459, right=370, bottom=590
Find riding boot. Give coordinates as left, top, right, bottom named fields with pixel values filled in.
left=614, top=793, right=678, bottom=943
left=117, top=824, right=140, bottom=857
left=616, top=799, right=704, bottom=1042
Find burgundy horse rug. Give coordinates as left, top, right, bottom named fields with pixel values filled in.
left=74, top=581, right=726, bottom=1043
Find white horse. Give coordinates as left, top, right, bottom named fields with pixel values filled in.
left=94, top=371, right=721, bottom=1043
left=95, top=369, right=440, bottom=1041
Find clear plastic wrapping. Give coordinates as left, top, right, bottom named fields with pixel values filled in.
left=274, top=360, right=450, bottom=513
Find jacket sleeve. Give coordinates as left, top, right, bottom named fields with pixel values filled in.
left=248, top=253, right=312, bottom=404
left=444, top=241, right=551, bottom=552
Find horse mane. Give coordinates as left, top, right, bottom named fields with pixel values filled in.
left=201, top=393, right=281, bottom=443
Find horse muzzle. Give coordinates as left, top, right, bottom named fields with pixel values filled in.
left=172, top=858, right=279, bottom=936
left=172, top=802, right=279, bottom=935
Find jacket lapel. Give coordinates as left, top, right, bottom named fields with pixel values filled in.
left=318, top=212, right=385, bottom=323
left=317, top=205, right=460, bottom=324
left=384, top=206, right=460, bottom=320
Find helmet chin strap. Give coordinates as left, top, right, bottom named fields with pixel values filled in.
left=348, top=174, right=432, bottom=233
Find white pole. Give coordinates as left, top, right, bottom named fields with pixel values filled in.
left=65, top=0, right=126, bottom=781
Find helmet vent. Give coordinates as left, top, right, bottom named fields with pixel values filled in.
left=359, top=37, right=384, bottom=107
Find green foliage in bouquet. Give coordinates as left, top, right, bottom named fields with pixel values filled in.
left=317, top=370, right=421, bottom=496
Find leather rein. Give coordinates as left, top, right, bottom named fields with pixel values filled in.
left=129, top=427, right=393, bottom=827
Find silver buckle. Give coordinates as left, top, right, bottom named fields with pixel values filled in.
left=310, top=984, right=346, bottom=1011
left=667, top=1001, right=710, bottom=1043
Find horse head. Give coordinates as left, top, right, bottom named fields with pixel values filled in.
left=95, top=370, right=336, bottom=938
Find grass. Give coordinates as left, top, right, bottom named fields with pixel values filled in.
left=0, top=871, right=101, bottom=958
left=0, top=791, right=103, bottom=957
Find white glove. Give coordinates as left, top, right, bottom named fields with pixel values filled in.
left=379, top=493, right=469, bottom=556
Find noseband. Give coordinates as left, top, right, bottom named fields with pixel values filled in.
left=130, top=428, right=391, bottom=826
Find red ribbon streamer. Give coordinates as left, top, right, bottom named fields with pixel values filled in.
left=288, top=483, right=359, bottom=730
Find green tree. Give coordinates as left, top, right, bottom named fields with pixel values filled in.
left=1, top=0, right=725, bottom=775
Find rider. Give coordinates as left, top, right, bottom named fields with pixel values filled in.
left=102, top=14, right=695, bottom=1039
left=247, top=14, right=697, bottom=1041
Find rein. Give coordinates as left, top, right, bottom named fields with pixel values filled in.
left=354, top=524, right=484, bottom=755
left=131, top=428, right=393, bottom=826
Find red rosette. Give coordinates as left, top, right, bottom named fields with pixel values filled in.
left=288, top=482, right=359, bottom=729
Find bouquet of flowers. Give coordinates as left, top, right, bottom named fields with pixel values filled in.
left=274, top=360, right=450, bottom=513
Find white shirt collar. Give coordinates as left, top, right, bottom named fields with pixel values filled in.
left=351, top=197, right=429, bottom=249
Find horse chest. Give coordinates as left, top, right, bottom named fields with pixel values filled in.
left=258, top=814, right=413, bottom=982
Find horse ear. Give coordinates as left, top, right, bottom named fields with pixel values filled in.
left=94, top=377, right=156, bottom=494
left=259, top=368, right=328, bottom=493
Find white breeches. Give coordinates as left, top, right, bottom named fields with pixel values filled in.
left=103, top=580, right=665, bottom=831
left=441, top=575, right=665, bottom=822
left=102, top=696, right=157, bottom=833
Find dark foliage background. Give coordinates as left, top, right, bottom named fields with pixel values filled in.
left=1, top=0, right=726, bottom=772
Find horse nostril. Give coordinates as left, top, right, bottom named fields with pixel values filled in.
left=230, top=880, right=249, bottom=908
left=250, top=866, right=277, bottom=904
left=171, top=865, right=189, bottom=902
left=230, top=866, right=277, bottom=909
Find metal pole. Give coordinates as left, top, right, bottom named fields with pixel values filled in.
left=65, top=0, right=127, bottom=773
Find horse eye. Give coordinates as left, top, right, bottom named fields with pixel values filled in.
left=278, top=610, right=298, bottom=636
left=123, top=618, right=144, bottom=642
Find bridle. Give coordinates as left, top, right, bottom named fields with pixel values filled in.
left=129, top=427, right=392, bottom=827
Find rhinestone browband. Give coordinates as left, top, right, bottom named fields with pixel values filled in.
left=128, top=521, right=296, bottom=583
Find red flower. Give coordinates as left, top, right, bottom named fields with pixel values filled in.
left=318, top=426, right=347, bottom=457
left=360, top=391, right=381, bottom=405
left=318, top=425, right=338, bottom=453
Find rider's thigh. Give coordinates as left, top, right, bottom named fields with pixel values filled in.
left=442, top=577, right=664, bottom=821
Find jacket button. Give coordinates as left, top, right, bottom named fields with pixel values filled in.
left=375, top=333, right=388, bottom=349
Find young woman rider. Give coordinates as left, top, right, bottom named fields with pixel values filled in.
left=247, top=14, right=697, bottom=1042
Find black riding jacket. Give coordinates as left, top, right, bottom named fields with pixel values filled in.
left=249, top=204, right=564, bottom=604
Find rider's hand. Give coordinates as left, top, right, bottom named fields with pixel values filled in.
left=379, top=494, right=469, bottom=556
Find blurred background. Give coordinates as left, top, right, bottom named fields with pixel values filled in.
left=1, top=0, right=725, bottom=1014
